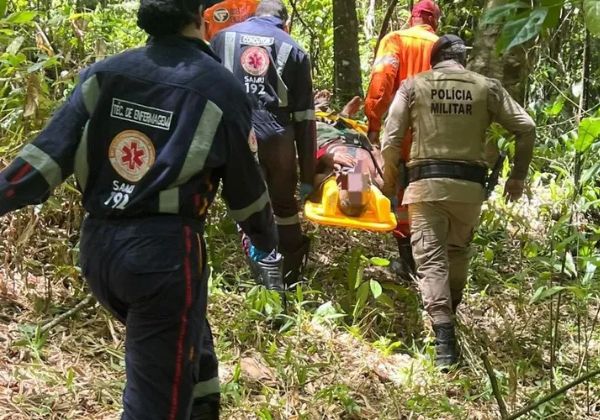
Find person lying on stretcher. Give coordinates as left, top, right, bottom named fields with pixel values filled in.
left=311, top=91, right=388, bottom=220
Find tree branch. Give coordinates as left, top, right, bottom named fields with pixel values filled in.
left=40, top=294, right=94, bottom=334
left=372, top=0, right=399, bottom=63
left=482, top=354, right=509, bottom=419
left=506, top=369, right=600, bottom=420
left=288, top=0, right=317, bottom=40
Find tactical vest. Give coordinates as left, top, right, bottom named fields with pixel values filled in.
left=409, top=69, right=491, bottom=166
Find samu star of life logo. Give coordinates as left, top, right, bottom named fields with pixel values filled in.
left=241, top=46, right=270, bottom=77
left=109, top=130, right=156, bottom=182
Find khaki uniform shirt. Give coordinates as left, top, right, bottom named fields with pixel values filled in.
left=381, top=60, right=536, bottom=204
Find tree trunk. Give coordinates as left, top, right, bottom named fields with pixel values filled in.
left=364, top=0, right=377, bottom=39
left=332, top=0, right=362, bottom=105
left=468, top=0, right=531, bottom=105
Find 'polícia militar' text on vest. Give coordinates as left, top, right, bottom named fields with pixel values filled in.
left=430, top=88, right=474, bottom=115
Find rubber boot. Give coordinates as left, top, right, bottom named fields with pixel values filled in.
left=248, top=252, right=285, bottom=293
left=282, top=235, right=311, bottom=287
left=242, top=234, right=284, bottom=292
left=248, top=252, right=288, bottom=324
left=392, top=236, right=415, bottom=277
left=432, top=323, right=459, bottom=370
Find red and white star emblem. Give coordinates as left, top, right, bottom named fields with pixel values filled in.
left=241, top=46, right=270, bottom=76
left=109, top=130, right=155, bottom=182
left=121, top=142, right=145, bottom=170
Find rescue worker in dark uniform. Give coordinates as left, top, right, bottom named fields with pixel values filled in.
left=211, top=0, right=316, bottom=286
left=0, top=0, right=277, bottom=418
left=382, top=35, right=536, bottom=368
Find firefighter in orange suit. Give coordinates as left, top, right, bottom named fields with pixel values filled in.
left=364, top=0, right=440, bottom=275
left=203, top=0, right=258, bottom=41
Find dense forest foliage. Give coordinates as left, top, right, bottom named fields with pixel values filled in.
left=0, top=0, right=599, bottom=418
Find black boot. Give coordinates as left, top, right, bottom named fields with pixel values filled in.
left=242, top=234, right=285, bottom=292
left=433, top=323, right=459, bottom=370
left=190, top=394, right=220, bottom=419
left=248, top=252, right=285, bottom=292
left=282, top=235, right=311, bottom=287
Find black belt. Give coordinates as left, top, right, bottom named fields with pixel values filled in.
left=408, top=162, right=487, bottom=186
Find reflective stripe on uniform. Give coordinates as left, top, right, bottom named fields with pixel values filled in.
left=81, top=74, right=100, bottom=116
left=159, top=101, right=222, bottom=215
left=275, top=43, right=293, bottom=108
left=228, top=190, right=269, bottom=222
left=373, top=54, right=400, bottom=71
left=159, top=188, right=179, bottom=214
left=192, top=377, right=220, bottom=399
left=170, top=100, right=223, bottom=188
left=74, top=121, right=90, bottom=191
left=223, top=32, right=237, bottom=72
left=276, top=43, right=293, bottom=75
left=293, top=109, right=315, bottom=122
left=275, top=213, right=300, bottom=226
left=19, top=144, right=62, bottom=188
left=276, top=75, right=288, bottom=107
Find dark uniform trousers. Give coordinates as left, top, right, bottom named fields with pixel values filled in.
left=80, top=215, right=219, bottom=420
left=257, top=127, right=303, bottom=254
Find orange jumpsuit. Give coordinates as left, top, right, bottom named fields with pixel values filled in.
left=364, top=24, right=438, bottom=237
left=203, top=0, right=259, bottom=41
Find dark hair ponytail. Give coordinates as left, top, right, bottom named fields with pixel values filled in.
left=137, top=0, right=195, bottom=36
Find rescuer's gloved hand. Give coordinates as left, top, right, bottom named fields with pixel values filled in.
left=299, top=183, right=314, bottom=203
left=249, top=245, right=271, bottom=262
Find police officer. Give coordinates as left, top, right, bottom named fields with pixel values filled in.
left=382, top=35, right=536, bottom=368
left=0, top=1, right=277, bottom=418
left=211, top=0, right=316, bottom=285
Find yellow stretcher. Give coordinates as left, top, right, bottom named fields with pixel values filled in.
left=304, top=112, right=397, bottom=232
left=315, top=111, right=369, bottom=134
left=304, top=178, right=397, bottom=232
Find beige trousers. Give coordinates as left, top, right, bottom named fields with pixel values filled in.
left=409, top=201, right=482, bottom=325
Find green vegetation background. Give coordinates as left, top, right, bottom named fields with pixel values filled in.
left=0, top=1, right=599, bottom=418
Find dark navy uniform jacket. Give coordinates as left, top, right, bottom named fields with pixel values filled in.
left=211, top=16, right=316, bottom=184
left=0, top=36, right=277, bottom=251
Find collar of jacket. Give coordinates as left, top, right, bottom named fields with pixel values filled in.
left=433, top=60, right=464, bottom=70
left=249, top=15, right=285, bottom=30
left=148, top=35, right=222, bottom=63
